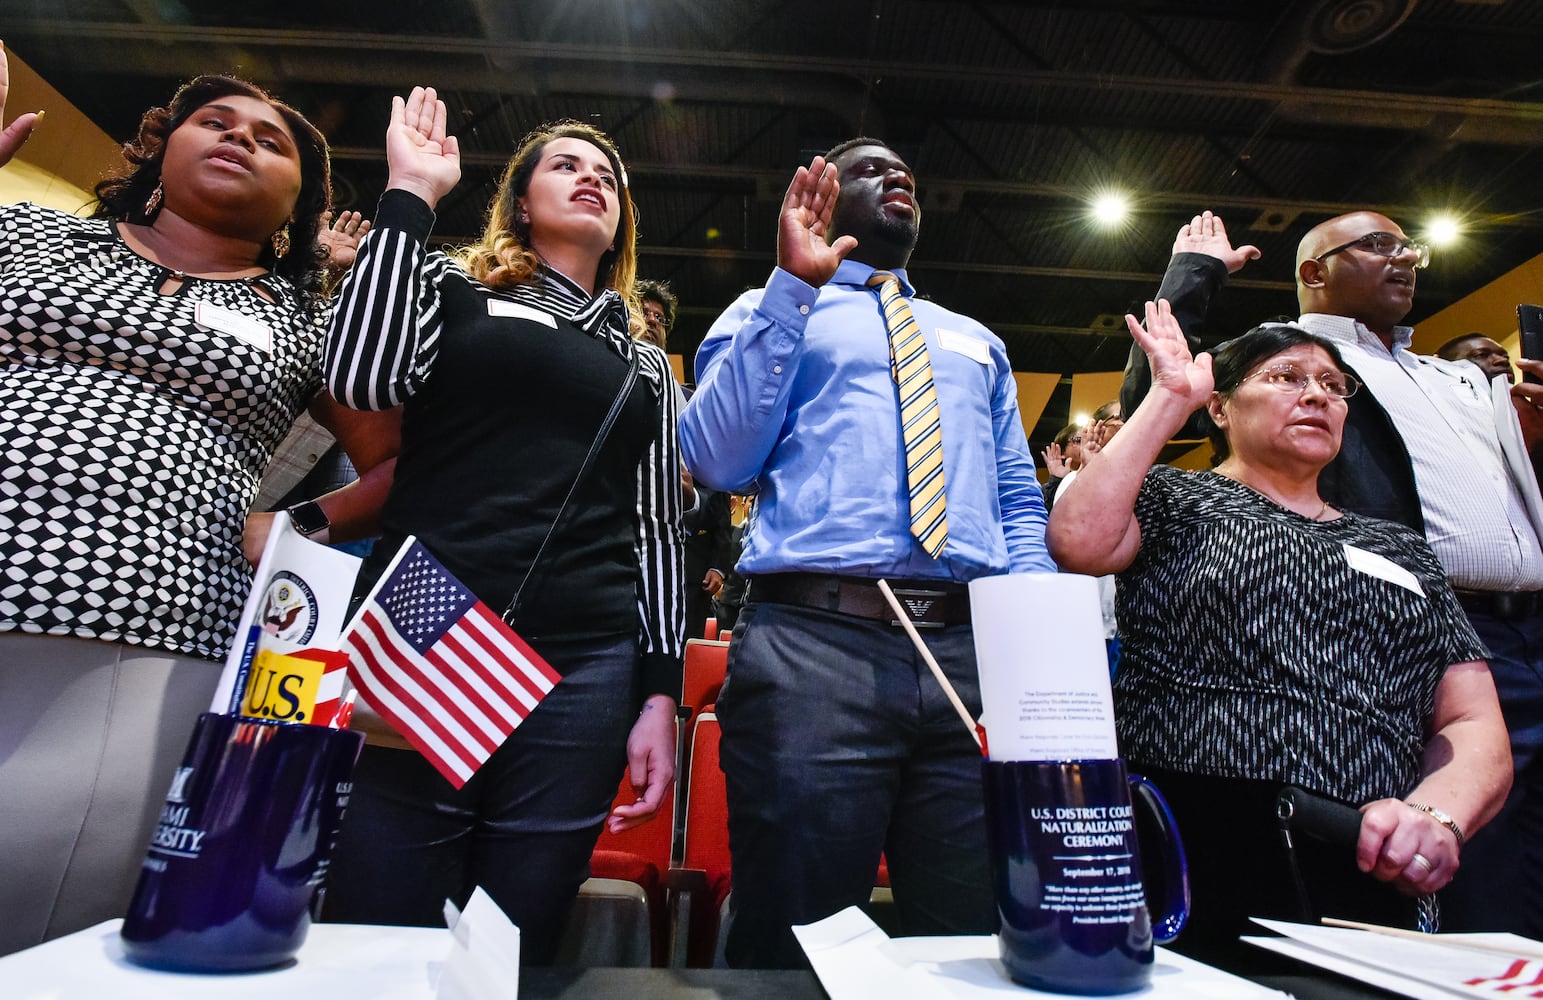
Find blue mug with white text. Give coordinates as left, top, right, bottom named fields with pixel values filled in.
left=983, top=759, right=1189, bottom=995
left=120, top=712, right=364, bottom=971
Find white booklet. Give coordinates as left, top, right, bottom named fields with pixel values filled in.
left=1245, top=918, right=1543, bottom=999
left=794, top=906, right=1289, bottom=998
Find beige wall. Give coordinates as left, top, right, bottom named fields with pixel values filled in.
left=0, top=46, right=120, bottom=213
left=1412, top=251, right=1543, bottom=360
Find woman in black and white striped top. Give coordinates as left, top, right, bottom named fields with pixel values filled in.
left=1048, top=300, right=1511, bottom=968
left=320, top=87, right=684, bottom=962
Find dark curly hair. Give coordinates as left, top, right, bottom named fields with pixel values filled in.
left=92, top=75, right=332, bottom=310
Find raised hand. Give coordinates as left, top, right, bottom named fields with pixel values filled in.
left=316, top=210, right=372, bottom=273
left=777, top=156, right=858, bottom=288
left=1083, top=419, right=1108, bottom=458
left=1125, top=299, right=1213, bottom=411
left=384, top=86, right=460, bottom=209
left=0, top=41, right=42, bottom=169
left=1173, top=210, right=1260, bottom=275
left=1040, top=442, right=1069, bottom=478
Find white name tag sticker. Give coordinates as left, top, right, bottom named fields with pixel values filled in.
left=936, top=327, right=989, bottom=364
left=487, top=298, right=558, bottom=328
left=1343, top=543, right=1425, bottom=598
left=194, top=300, right=272, bottom=353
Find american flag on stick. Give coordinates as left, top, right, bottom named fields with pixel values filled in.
left=340, top=536, right=562, bottom=788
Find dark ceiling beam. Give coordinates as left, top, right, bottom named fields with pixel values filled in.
left=327, top=147, right=1529, bottom=226
left=11, top=20, right=1543, bottom=129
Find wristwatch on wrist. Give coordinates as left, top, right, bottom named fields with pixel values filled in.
left=286, top=500, right=330, bottom=538
left=1406, top=801, right=1466, bottom=849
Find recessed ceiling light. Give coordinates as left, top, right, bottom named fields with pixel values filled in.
left=1426, top=214, right=1461, bottom=247
left=1090, top=191, right=1130, bottom=228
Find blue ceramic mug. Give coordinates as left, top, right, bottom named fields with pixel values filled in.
left=982, top=759, right=1189, bottom=995
left=120, top=712, right=364, bottom=971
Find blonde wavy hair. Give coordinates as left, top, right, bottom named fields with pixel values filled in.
left=454, top=121, right=642, bottom=336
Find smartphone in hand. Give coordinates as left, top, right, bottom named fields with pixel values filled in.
left=1518, top=304, right=1543, bottom=384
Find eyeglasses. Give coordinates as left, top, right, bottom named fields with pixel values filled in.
left=1067, top=435, right=1083, bottom=444
left=641, top=306, right=667, bottom=325
left=1237, top=363, right=1360, bottom=399
left=1314, top=231, right=1431, bottom=270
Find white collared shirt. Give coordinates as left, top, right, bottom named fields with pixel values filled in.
left=1300, top=313, right=1543, bottom=590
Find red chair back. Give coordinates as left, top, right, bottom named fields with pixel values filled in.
left=681, top=639, right=729, bottom=719
left=675, top=710, right=732, bottom=966
left=682, top=711, right=730, bottom=880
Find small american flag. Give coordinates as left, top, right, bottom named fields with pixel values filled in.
left=341, top=537, right=562, bottom=788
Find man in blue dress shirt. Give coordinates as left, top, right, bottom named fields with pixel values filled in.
left=680, top=139, right=1055, bottom=968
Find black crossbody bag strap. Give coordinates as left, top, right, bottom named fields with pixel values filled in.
left=501, top=348, right=641, bottom=628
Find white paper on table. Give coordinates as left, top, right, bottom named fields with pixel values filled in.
left=793, top=906, right=1289, bottom=999
left=438, top=887, right=521, bottom=1000
left=968, top=573, right=1118, bottom=761
left=0, top=920, right=445, bottom=1000
left=1246, top=919, right=1543, bottom=999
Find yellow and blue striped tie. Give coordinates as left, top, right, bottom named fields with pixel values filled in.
left=869, top=270, right=948, bottom=558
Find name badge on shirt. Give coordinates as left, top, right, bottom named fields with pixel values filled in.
left=1343, top=543, right=1425, bottom=598
left=936, top=327, right=989, bottom=364
left=487, top=298, right=558, bottom=328
left=194, top=300, right=272, bottom=353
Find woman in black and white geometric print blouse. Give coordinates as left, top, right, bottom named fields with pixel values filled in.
left=1048, top=300, right=1511, bottom=970
left=0, top=54, right=398, bottom=956
left=320, top=87, right=684, bottom=963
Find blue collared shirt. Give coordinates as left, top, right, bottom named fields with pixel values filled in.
left=680, top=260, right=1054, bottom=582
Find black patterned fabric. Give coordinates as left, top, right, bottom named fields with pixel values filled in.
left=1114, top=464, right=1489, bottom=804
left=0, top=203, right=323, bottom=659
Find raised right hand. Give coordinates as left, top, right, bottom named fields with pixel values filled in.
left=384, top=86, right=460, bottom=209
left=1125, top=299, right=1213, bottom=411
left=1040, top=442, right=1069, bottom=478
left=0, top=41, right=41, bottom=169
left=1173, top=210, right=1260, bottom=275
left=776, top=156, right=858, bottom=288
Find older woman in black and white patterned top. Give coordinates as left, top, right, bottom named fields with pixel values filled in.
left=1047, top=300, right=1511, bottom=968
left=0, top=53, right=397, bottom=956
left=320, top=87, right=683, bottom=963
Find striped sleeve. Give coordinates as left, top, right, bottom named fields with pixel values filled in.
left=633, top=344, right=687, bottom=701
left=324, top=189, right=457, bottom=410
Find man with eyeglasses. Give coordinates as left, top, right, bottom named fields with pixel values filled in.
left=637, top=278, right=676, bottom=353
left=1121, top=208, right=1543, bottom=938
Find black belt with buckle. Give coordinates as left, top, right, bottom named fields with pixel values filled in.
left=1454, top=588, right=1543, bottom=621
left=745, top=572, right=970, bottom=629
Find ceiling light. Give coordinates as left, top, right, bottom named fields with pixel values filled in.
left=1426, top=214, right=1461, bottom=247
left=1090, top=191, right=1130, bottom=228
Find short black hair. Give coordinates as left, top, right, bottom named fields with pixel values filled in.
left=1436, top=332, right=1493, bottom=361
left=1202, top=321, right=1349, bottom=462
left=824, top=136, right=889, bottom=162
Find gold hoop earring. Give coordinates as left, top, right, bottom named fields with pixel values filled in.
left=143, top=181, right=164, bottom=219
left=271, top=222, right=291, bottom=259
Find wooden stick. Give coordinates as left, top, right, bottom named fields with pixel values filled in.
left=1321, top=917, right=1543, bottom=959
left=876, top=579, right=982, bottom=749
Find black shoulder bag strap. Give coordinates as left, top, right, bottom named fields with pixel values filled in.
left=501, top=346, right=642, bottom=629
